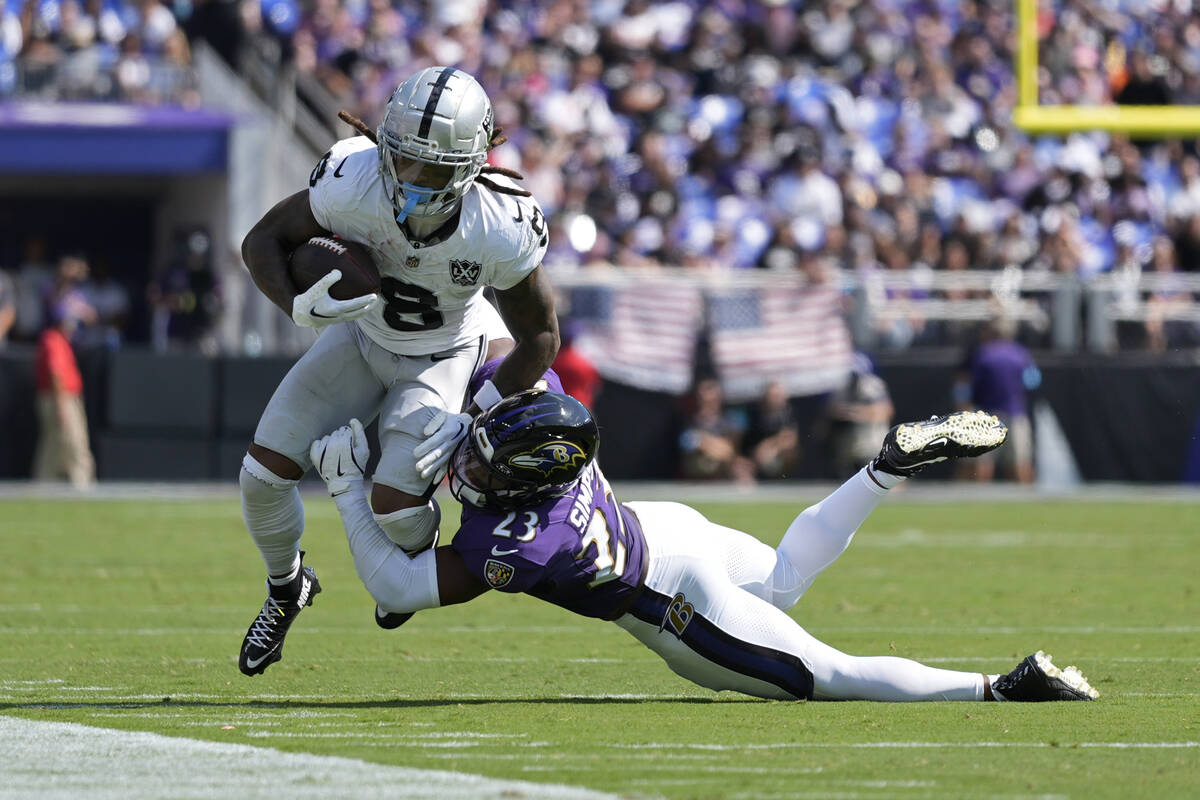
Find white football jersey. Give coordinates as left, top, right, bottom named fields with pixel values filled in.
left=308, top=136, right=547, bottom=354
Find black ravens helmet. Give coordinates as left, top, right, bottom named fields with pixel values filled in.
left=449, top=390, right=599, bottom=509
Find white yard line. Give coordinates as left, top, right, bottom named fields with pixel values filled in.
left=728, top=794, right=1069, bottom=800
left=0, top=716, right=618, bottom=800
left=611, top=741, right=1199, bottom=751
left=808, top=626, right=1200, bottom=635
left=3, top=624, right=1197, bottom=637
left=915, top=656, right=1200, bottom=664
left=0, top=625, right=593, bottom=635
left=0, top=691, right=710, bottom=704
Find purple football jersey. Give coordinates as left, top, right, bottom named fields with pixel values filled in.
left=452, top=461, right=647, bottom=619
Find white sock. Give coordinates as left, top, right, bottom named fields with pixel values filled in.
left=811, top=649, right=989, bottom=701
left=771, top=466, right=892, bottom=606
left=865, top=462, right=905, bottom=490
left=239, top=454, right=305, bottom=578
left=268, top=559, right=300, bottom=585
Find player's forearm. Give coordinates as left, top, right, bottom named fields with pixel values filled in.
left=489, top=330, right=559, bottom=398
left=491, top=266, right=560, bottom=399
left=332, top=486, right=441, bottom=613
left=241, top=229, right=299, bottom=315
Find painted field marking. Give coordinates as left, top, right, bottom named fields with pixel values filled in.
left=17, top=653, right=1188, bottom=670
left=0, top=715, right=616, bottom=800
left=916, top=656, right=1200, bottom=664
left=240, top=731, right=537, bottom=745
left=728, top=794, right=1070, bottom=800
left=808, top=626, right=1200, bottom=635
left=0, top=691, right=714, bottom=705
left=5, top=687, right=1192, bottom=705
left=0, top=625, right=595, bottom=636
left=523, top=763, right=828, bottom=775
left=855, top=529, right=1154, bottom=549
left=611, top=741, right=1200, bottom=751
left=4, top=624, right=1198, bottom=637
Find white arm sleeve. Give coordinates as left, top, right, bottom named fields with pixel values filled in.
left=333, top=488, right=441, bottom=613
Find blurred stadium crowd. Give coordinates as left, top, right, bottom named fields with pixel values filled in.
left=4, top=0, right=1200, bottom=354
left=5, top=0, right=1200, bottom=483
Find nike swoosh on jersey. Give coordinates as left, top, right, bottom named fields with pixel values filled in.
left=491, top=546, right=520, bottom=556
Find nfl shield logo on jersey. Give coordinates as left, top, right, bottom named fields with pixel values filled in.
left=449, top=259, right=482, bottom=286
left=405, top=255, right=420, bottom=269
left=484, top=559, right=514, bottom=588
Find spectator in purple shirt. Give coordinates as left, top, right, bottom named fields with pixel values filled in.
left=954, top=317, right=1039, bottom=484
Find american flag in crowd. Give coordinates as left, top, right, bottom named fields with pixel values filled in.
left=570, top=283, right=705, bottom=396
left=707, top=284, right=853, bottom=402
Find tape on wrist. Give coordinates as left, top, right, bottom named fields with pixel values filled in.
left=472, top=379, right=503, bottom=412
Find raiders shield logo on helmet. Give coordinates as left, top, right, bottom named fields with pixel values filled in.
left=484, top=559, right=514, bottom=588
left=449, top=259, right=482, bottom=286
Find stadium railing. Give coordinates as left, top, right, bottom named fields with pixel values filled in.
left=548, top=267, right=1200, bottom=354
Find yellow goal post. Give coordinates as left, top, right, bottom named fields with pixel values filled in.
left=1012, top=0, right=1200, bottom=136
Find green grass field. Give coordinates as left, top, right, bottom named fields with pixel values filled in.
left=1, top=490, right=1197, bottom=799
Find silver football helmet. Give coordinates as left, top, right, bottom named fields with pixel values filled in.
left=377, top=66, right=494, bottom=223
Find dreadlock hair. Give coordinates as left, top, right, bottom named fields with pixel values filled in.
left=338, top=110, right=532, bottom=198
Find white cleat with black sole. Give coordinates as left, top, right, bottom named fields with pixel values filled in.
left=872, top=410, right=1009, bottom=478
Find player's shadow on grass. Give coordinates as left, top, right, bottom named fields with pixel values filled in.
left=1, top=696, right=768, bottom=712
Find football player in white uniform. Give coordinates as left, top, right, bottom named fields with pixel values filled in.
left=236, top=66, right=559, bottom=676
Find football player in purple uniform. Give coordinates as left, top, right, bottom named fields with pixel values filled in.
left=306, top=387, right=1098, bottom=703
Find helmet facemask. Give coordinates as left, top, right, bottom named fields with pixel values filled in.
left=448, top=390, right=599, bottom=510
left=377, top=132, right=487, bottom=222
left=449, top=426, right=559, bottom=510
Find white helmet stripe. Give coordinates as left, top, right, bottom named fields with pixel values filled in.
left=417, top=67, right=458, bottom=140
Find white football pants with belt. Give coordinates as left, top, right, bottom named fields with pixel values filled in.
left=615, top=468, right=988, bottom=701
left=241, top=322, right=484, bottom=577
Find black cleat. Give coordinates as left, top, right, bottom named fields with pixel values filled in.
left=872, top=410, right=1008, bottom=477
left=374, top=605, right=415, bottom=630
left=992, top=651, right=1099, bottom=701
left=238, top=553, right=321, bottom=676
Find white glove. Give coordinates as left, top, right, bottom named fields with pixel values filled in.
left=413, top=411, right=472, bottom=480
left=291, top=269, right=380, bottom=329
left=310, top=418, right=371, bottom=496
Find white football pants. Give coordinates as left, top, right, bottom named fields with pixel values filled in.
left=252, top=322, right=484, bottom=495
left=615, top=468, right=987, bottom=701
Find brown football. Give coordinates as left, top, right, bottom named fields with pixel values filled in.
left=288, top=236, right=381, bottom=300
